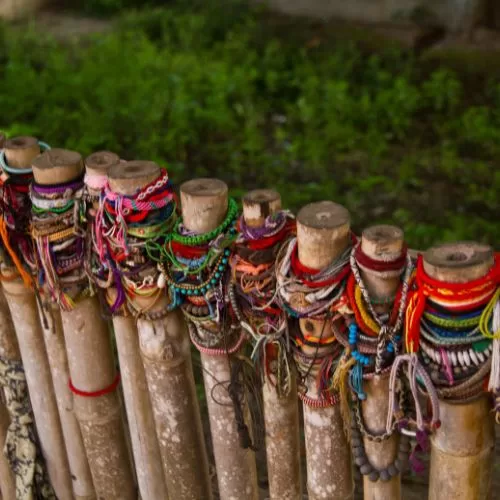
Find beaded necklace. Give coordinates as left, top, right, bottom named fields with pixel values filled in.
left=348, top=243, right=412, bottom=377
left=335, top=242, right=416, bottom=483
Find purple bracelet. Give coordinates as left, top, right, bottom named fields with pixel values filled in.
left=239, top=211, right=287, bottom=240
left=32, top=179, right=84, bottom=195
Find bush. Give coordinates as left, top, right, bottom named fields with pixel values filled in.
left=0, top=2, right=498, bottom=249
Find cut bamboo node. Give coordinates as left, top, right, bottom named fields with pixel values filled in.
left=180, top=178, right=228, bottom=233
left=360, top=225, right=405, bottom=306
left=361, top=225, right=404, bottom=260
left=32, top=148, right=83, bottom=185
left=108, top=160, right=160, bottom=195
left=297, top=201, right=350, bottom=269
left=4, top=136, right=41, bottom=168
left=423, top=241, right=493, bottom=282
left=85, top=151, right=120, bottom=176
left=242, top=189, right=281, bottom=227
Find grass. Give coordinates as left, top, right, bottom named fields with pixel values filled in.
left=1, top=0, right=499, bottom=249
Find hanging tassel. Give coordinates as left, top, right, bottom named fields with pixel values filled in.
left=349, top=362, right=366, bottom=401
left=484, top=290, right=500, bottom=422
left=0, top=216, right=32, bottom=288
left=440, top=347, right=454, bottom=386
left=332, top=353, right=356, bottom=438
left=405, top=288, right=426, bottom=353
left=387, top=353, right=440, bottom=434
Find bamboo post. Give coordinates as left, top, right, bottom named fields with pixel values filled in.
left=1, top=274, right=73, bottom=499
left=0, top=399, right=15, bottom=500
left=103, top=160, right=202, bottom=500
left=425, top=242, right=495, bottom=500
left=36, top=301, right=96, bottom=500
left=295, top=201, right=354, bottom=500
left=32, top=149, right=136, bottom=500
left=241, top=189, right=302, bottom=499
left=0, top=291, right=19, bottom=500
left=180, top=178, right=258, bottom=500
left=359, top=225, right=404, bottom=500
left=1, top=138, right=74, bottom=499
left=21, top=140, right=96, bottom=500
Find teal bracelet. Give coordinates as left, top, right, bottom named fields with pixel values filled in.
left=0, top=140, right=51, bottom=175
left=172, top=197, right=239, bottom=245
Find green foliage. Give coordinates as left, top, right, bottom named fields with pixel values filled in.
left=1, top=2, right=499, bottom=249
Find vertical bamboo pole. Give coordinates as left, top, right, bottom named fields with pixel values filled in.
left=359, top=225, right=404, bottom=500
left=295, top=201, right=354, bottom=500
left=103, top=160, right=200, bottom=499
left=241, top=189, right=302, bottom=499
left=425, top=242, right=495, bottom=500
left=0, top=399, right=15, bottom=500
left=0, top=289, right=19, bottom=500
left=1, top=138, right=74, bottom=499
left=37, top=301, right=96, bottom=500
left=0, top=291, right=18, bottom=500
left=1, top=276, right=73, bottom=499
left=32, top=149, right=136, bottom=500
left=180, top=178, right=258, bottom=500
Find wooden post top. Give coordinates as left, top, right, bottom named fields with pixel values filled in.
left=180, top=178, right=228, bottom=234
left=360, top=225, right=404, bottom=260
left=4, top=136, right=41, bottom=169
left=108, top=161, right=160, bottom=195
left=360, top=224, right=405, bottom=312
left=32, top=149, right=83, bottom=185
left=296, top=201, right=350, bottom=269
left=242, top=189, right=281, bottom=228
left=423, top=242, right=494, bottom=283
left=85, top=151, right=120, bottom=177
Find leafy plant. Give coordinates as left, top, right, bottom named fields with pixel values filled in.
left=0, top=1, right=498, bottom=249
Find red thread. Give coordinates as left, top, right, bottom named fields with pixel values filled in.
left=354, top=243, right=408, bottom=271
left=170, top=240, right=209, bottom=259
left=405, top=254, right=500, bottom=352
left=69, top=373, right=121, bottom=397
left=290, top=243, right=351, bottom=288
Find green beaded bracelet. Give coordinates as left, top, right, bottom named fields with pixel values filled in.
left=172, top=198, right=239, bottom=245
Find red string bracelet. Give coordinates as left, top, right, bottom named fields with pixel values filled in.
left=290, top=234, right=357, bottom=287
left=406, top=254, right=500, bottom=351
left=69, top=373, right=121, bottom=398
left=170, top=240, right=209, bottom=259
left=290, top=243, right=350, bottom=288
left=354, top=243, right=408, bottom=272
left=246, top=227, right=288, bottom=250
left=426, top=292, right=494, bottom=315
left=416, top=254, right=500, bottom=295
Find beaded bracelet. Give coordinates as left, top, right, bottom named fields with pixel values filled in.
left=0, top=141, right=50, bottom=175
left=171, top=198, right=239, bottom=245
left=159, top=248, right=231, bottom=296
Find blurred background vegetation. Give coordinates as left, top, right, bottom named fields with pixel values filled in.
left=1, top=0, right=499, bottom=249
